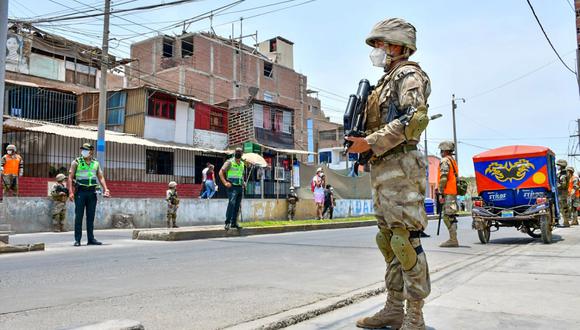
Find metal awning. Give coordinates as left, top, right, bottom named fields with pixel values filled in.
left=3, top=117, right=229, bottom=155
left=256, top=142, right=316, bottom=155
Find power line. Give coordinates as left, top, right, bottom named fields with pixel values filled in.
left=564, top=0, right=575, bottom=12
left=27, top=0, right=204, bottom=23
left=525, top=0, right=576, bottom=75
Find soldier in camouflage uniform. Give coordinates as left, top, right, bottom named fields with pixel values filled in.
left=567, top=167, right=579, bottom=226
left=347, top=18, right=431, bottom=330
left=287, top=186, right=299, bottom=221
left=50, top=173, right=69, bottom=232
left=438, top=141, right=459, bottom=248
left=556, top=159, right=570, bottom=227
left=166, top=181, right=179, bottom=228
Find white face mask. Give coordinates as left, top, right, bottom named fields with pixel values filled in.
left=81, top=150, right=91, bottom=158
left=369, top=47, right=387, bottom=67
left=7, top=150, right=13, bottom=155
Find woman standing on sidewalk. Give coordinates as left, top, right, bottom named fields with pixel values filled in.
left=313, top=172, right=326, bottom=220
left=201, top=164, right=216, bottom=199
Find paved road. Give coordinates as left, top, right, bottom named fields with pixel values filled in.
left=1, top=217, right=569, bottom=329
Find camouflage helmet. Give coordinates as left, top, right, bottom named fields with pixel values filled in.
left=556, top=159, right=568, bottom=167
left=55, top=173, right=67, bottom=182
left=168, top=181, right=177, bottom=188
left=438, top=140, right=455, bottom=152
left=366, top=18, right=417, bottom=55
left=6, top=144, right=16, bottom=151
left=566, top=166, right=575, bottom=173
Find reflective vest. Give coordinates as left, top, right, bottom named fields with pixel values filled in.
left=438, top=156, right=458, bottom=195
left=568, top=175, right=580, bottom=198
left=75, top=157, right=99, bottom=187
left=3, top=154, right=22, bottom=175
left=227, top=159, right=245, bottom=186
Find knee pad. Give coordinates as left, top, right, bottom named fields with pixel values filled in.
left=390, top=227, right=418, bottom=271
left=376, top=230, right=395, bottom=263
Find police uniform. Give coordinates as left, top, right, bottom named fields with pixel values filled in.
left=50, top=174, right=68, bottom=232
left=567, top=168, right=579, bottom=226
left=221, top=156, right=245, bottom=229
left=356, top=18, right=431, bottom=330
left=556, top=160, right=571, bottom=227
left=1, top=145, right=23, bottom=197
left=438, top=142, right=459, bottom=247
left=287, top=188, right=299, bottom=220
left=166, top=182, right=180, bottom=228
left=69, top=143, right=104, bottom=246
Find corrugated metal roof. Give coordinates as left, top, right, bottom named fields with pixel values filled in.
left=3, top=117, right=229, bottom=155
left=256, top=142, right=316, bottom=155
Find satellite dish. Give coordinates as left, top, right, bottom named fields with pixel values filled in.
left=248, top=86, right=259, bottom=98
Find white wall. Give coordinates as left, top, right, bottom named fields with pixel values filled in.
left=29, top=53, right=65, bottom=81
left=192, top=129, right=228, bottom=149
left=174, top=100, right=194, bottom=144
left=144, top=116, right=176, bottom=142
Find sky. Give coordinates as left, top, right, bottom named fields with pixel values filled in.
left=8, top=0, right=580, bottom=175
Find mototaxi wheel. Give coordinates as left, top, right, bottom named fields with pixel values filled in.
left=540, top=214, right=552, bottom=244
left=477, top=226, right=491, bottom=244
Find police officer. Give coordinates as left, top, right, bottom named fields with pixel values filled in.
left=556, top=159, right=570, bottom=227
left=347, top=18, right=431, bottom=330
left=50, top=173, right=69, bottom=232
left=166, top=181, right=180, bottom=228
left=1, top=144, right=24, bottom=197
left=219, top=147, right=245, bottom=230
left=438, top=141, right=459, bottom=248
left=68, top=143, right=110, bottom=246
left=567, top=167, right=579, bottom=226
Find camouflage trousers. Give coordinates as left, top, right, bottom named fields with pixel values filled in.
left=2, top=174, right=18, bottom=197
left=442, top=195, right=458, bottom=229
left=288, top=203, right=296, bottom=220
left=52, top=204, right=66, bottom=231
left=569, top=197, right=579, bottom=223
left=370, top=150, right=431, bottom=300
left=558, top=193, right=569, bottom=223
left=167, top=206, right=177, bottom=227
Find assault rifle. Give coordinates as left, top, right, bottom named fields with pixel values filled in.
left=54, top=185, right=69, bottom=196
left=343, top=79, right=374, bottom=171
left=436, top=192, right=442, bottom=236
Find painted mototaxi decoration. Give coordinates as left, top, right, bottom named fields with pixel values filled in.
left=471, top=145, right=559, bottom=244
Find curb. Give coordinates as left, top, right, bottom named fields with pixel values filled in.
left=0, top=243, right=45, bottom=254
left=133, top=220, right=377, bottom=241
left=223, top=282, right=385, bottom=330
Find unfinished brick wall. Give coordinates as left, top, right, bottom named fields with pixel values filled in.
left=227, top=106, right=255, bottom=147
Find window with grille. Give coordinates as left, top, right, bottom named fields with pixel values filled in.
left=264, top=62, right=274, bottom=78
left=163, top=37, right=174, bottom=57
left=148, top=93, right=176, bottom=120
left=146, top=150, right=174, bottom=175
left=319, top=130, right=337, bottom=141
left=210, top=110, right=225, bottom=132
left=181, top=37, right=194, bottom=57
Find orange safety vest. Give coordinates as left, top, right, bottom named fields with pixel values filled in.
left=2, top=154, right=22, bottom=175
left=568, top=175, right=580, bottom=197
left=438, top=156, right=458, bottom=195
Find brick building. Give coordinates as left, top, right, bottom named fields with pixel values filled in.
left=128, top=32, right=341, bottom=156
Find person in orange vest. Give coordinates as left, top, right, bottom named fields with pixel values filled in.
left=1, top=144, right=24, bottom=197
left=567, top=167, right=579, bottom=226
left=438, top=141, right=459, bottom=247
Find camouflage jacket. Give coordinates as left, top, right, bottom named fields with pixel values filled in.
left=364, top=61, right=431, bottom=156
left=287, top=192, right=299, bottom=205
left=50, top=183, right=68, bottom=203
left=166, top=189, right=180, bottom=206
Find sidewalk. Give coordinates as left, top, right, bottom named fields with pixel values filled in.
left=284, top=226, right=580, bottom=330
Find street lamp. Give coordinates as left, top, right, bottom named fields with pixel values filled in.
left=425, top=113, right=443, bottom=198
left=451, top=94, right=465, bottom=167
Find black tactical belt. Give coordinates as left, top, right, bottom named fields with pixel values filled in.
left=409, top=230, right=422, bottom=238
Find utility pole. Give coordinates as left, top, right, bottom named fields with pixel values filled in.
left=451, top=94, right=465, bottom=167
left=97, top=0, right=111, bottom=168
left=0, top=0, right=9, bottom=151
left=424, top=114, right=443, bottom=198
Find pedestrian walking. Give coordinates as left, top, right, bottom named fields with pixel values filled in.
left=312, top=170, right=325, bottom=220
left=346, top=18, right=432, bottom=329
left=567, top=167, right=579, bottom=226
left=438, top=141, right=460, bottom=248
left=68, top=143, right=110, bottom=246
left=50, top=173, right=69, bottom=232
left=287, top=186, right=299, bottom=221
left=1, top=144, right=23, bottom=197
left=166, top=181, right=180, bottom=228
left=200, top=164, right=216, bottom=199
left=322, top=185, right=335, bottom=219
left=219, top=147, right=245, bottom=230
